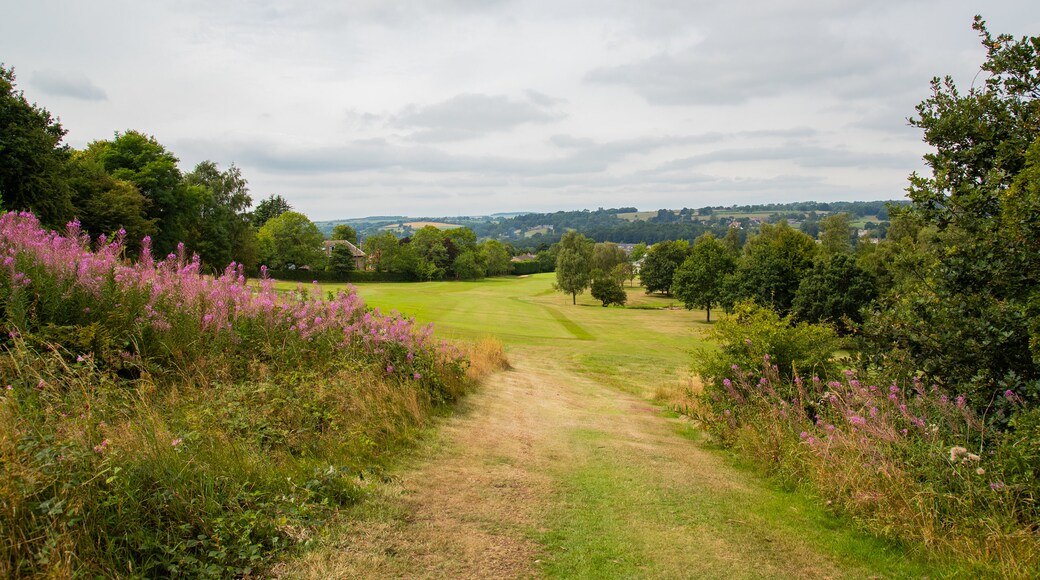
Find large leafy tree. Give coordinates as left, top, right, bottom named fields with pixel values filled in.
left=818, top=212, right=853, bottom=258
left=591, top=241, right=627, bottom=273
left=640, top=239, right=690, bottom=295
left=672, top=233, right=736, bottom=322
left=183, top=160, right=255, bottom=270
left=590, top=266, right=627, bottom=307
left=792, top=254, right=877, bottom=333
left=65, top=152, right=155, bottom=253
left=864, top=17, right=1040, bottom=408
left=732, top=222, right=817, bottom=313
left=0, top=65, right=74, bottom=228
left=554, top=231, right=594, bottom=304
left=84, top=131, right=195, bottom=256
left=256, top=211, right=325, bottom=270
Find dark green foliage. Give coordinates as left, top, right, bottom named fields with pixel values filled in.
left=183, top=160, right=256, bottom=270
left=640, top=239, right=689, bottom=294
left=0, top=65, right=73, bottom=228
left=83, top=131, right=193, bottom=256
left=792, top=254, right=877, bottom=333
left=251, top=194, right=292, bottom=229
left=554, top=231, right=594, bottom=304
left=732, top=222, right=817, bottom=314
left=452, top=250, right=485, bottom=280
left=65, top=153, right=156, bottom=254
left=327, top=245, right=357, bottom=273
left=863, top=18, right=1040, bottom=408
left=479, top=239, right=512, bottom=276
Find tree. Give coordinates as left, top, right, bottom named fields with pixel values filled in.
left=327, top=245, right=357, bottom=273
left=862, top=17, right=1040, bottom=409
left=554, top=231, right=594, bottom=304
left=256, top=211, right=325, bottom=270
left=480, top=239, right=512, bottom=276
left=792, top=254, right=878, bottom=333
left=590, top=267, right=627, bottom=307
left=452, top=250, right=485, bottom=280
left=252, top=194, right=292, bottom=228
left=364, top=231, right=408, bottom=273
left=672, top=233, right=736, bottom=322
left=732, top=222, right=817, bottom=313
left=84, top=131, right=192, bottom=256
left=65, top=152, right=155, bottom=254
left=818, top=212, right=853, bottom=257
left=331, top=224, right=358, bottom=245
left=183, top=160, right=254, bottom=270
left=409, top=226, right=448, bottom=280
left=640, top=239, right=690, bottom=294
left=0, top=65, right=74, bottom=228
left=628, top=242, right=648, bottom=263
left=592, top=242, right=627, bottom=273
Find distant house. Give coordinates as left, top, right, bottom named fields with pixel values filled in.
left=322, top=240, right=367, bottom=270
left=511, top=253, right=538, bottom=262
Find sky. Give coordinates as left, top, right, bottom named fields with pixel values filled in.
left=2, top=1, right=1038, bottom=220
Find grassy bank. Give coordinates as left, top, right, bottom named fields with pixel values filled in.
left=0, top=212, right=503, bottom=577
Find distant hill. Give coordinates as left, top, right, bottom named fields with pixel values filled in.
left=314, top=201, right=906, bottom=248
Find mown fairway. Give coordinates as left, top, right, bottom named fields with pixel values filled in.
left=280, top=274, right=945, bottom=578
left=280, top=274, right=708, bottom=396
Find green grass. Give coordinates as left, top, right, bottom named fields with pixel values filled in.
left=278, top=274, right=712, bottom=395
left=539, top=427, right=947, bottom=579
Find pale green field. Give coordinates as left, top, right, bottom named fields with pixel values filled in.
left=276, top=274, right=710, bottom=395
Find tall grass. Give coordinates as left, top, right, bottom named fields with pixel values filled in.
left=0, top=211, right=482, bottom=576
left=692, top=348, right=1040, bottom=576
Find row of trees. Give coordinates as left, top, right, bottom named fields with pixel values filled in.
left=362, top=226, right=512, bottom=280
left=0, top=64, right=339, bottom=274
left=641, top=213, right=877, bottom=326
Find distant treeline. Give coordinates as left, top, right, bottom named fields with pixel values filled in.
left=334, top=201, right=902, bottom=251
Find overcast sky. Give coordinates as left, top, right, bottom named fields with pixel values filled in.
left=3, top=1, right=1038, bottom=219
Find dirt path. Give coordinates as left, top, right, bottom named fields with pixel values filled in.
left=286, top=348, right=921, bottom=579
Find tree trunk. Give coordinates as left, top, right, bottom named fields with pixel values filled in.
left=572, top=292, right=576, bottom=305
left=706, top=306, right=711, bottom=323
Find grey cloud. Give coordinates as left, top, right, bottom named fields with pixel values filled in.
left=656, top=143, right=912, bottom=171
left=585, top=6, right=906, bottom=106
left=395, top=93, right=564, bottom=141
left=30, top=70, right=107, bottom=101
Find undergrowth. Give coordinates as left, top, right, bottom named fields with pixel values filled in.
left=687, top=302, right=1040, bottom=577
left=0, top=211, right=499, bottom=577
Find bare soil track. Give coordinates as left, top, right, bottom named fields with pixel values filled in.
left=286, top=347, right=924, bottom=579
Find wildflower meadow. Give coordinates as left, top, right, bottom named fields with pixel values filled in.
left=0, top=211, right=500, bottom=576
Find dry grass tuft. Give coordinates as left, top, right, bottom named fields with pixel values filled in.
left=463, top=337, right=510, bottom=382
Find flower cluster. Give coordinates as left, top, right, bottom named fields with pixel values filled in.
left=0, top=211, right=451, bottom=378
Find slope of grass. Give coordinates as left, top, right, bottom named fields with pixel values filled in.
left=277, top=274, right=710, bottom=396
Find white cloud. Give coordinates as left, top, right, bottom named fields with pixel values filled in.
left=2, top=0, right=1037, bottom=217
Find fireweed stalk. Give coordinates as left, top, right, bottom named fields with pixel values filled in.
left=0, top=211, right=460, bottom=384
